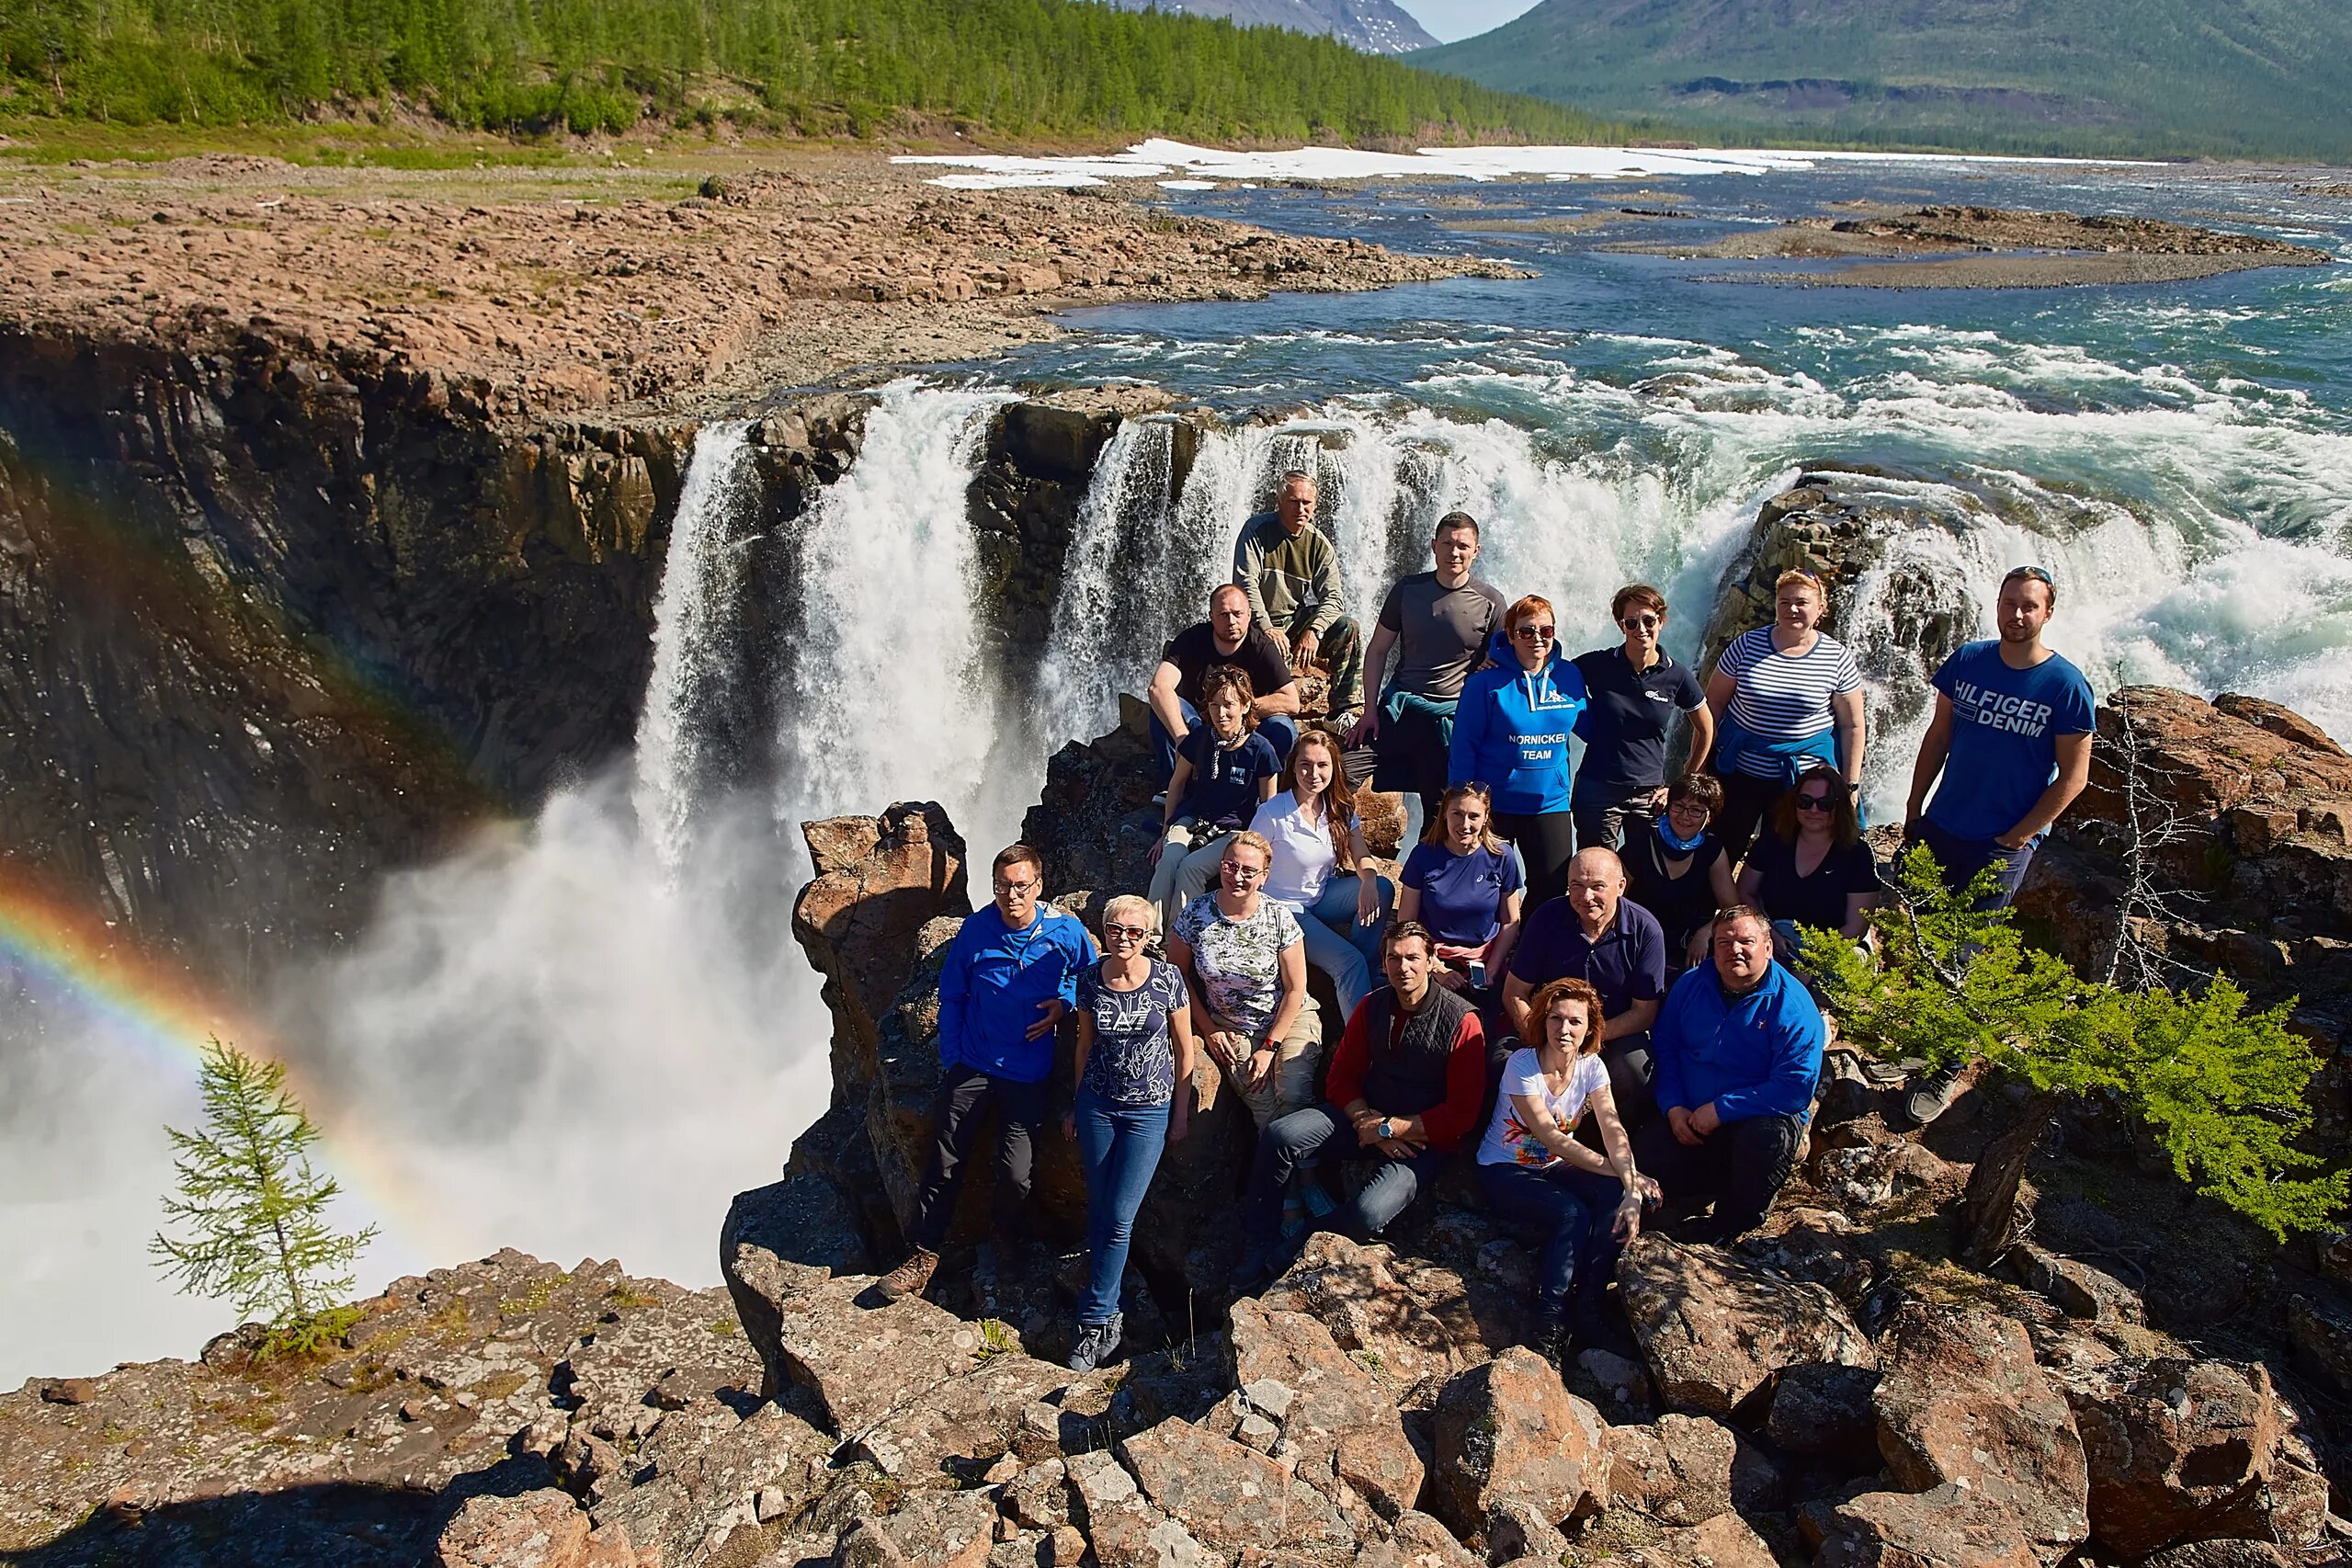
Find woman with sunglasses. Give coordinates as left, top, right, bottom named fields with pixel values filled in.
left=1062, top=894, right=1195, bottom=1373
left=1735, top=763, right=1881, bottom=958
left=1569, top=585, right=1713, bottom=853
left=1168, top=830, right=1320, bottom=1132
left=1449, top=594, right=1588, bottom=911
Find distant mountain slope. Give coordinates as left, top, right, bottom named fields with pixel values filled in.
left=1108, top=0, right=1438, bottom=53
left=1415, top=0, right=2352, bottom=159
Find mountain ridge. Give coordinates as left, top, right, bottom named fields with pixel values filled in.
left=1415, top=0, right=2352, bottom=160
left=1106, top=0, right=1437, bottom=53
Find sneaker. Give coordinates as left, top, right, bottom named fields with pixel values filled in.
left=875, top=1246, right=938, bottom=1304
left=1903, top=1059, right=1971, bottom=1128
left=1067, top=1313, right=1123, bottom=1373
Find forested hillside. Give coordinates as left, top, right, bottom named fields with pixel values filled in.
left=1416, top=0, right=2352, bottom=160
left=0, top=0, right=1630, bottom=145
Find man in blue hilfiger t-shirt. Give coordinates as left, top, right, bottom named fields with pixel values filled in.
left=876, top=843, right=1096, bottom=1306
left=1899, top=565, right=2096, bottom=1127
left=1904, top=564, right=2096, bottom=909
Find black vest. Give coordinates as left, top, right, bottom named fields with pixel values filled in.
left=1358, top=983, right=1475, bottom=1118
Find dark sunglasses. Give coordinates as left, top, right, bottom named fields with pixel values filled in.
left=1795, top=793, right=1836, bottom=812
left=1512, top=623, right=1555, bottom=640
left=1620, top=614, right=1661, bottom=631
left=1103, top=923, right=1149, bottom=940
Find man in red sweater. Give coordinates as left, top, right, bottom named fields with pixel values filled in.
left=1233, top=921, right=1487, bottom=1292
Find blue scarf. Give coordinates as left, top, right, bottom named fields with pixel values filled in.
left=1658, top=818, right=1708, bottom=854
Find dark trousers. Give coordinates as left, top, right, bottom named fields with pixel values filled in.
left=1478, top=1162, right=1630, bottom=1330
left=1709, top=768, right=1785, bottom=869
left=1151, top=699, right=1299, bottom=785
left=1244, top=1102, right=1449, bottom=1251
left=1631, top=1109, right=1805, bottom=1244
left=1572, top=791, right=1661, bottom=854
left=1912, top=819, right=2037, bottom=910
left=1599, top=1033, right=1655, bottom=1131
left=1494, top=809, right=1578, bottom=911
left=909, top=1063, right=1051, bottom=1253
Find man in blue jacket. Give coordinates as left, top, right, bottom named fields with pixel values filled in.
left=878, top=843, right=1096, bottom=1303
left=1633, top=904, right=1824, bottom=1243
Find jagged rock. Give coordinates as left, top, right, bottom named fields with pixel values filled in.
left=761, top=1270, right=990, bottom=1436
left=2141, top=1542, right=2292, bottom=1568
left=588, top=1403, right=830, bottom=1560
left=1606, top=1413, right=1736, bottom=1527
left=791, top=803, right=971, bottom=1105
left=1871, top=1301, right=2088, bottom=1562
left=2052, top=1356, right=2282, bottom=1557
left=434, top=1490, right=651, bottom=1568
left=1121, top=1415, right=1353, bottom=1551
left=1585, top=1512, right=1778, bottom=1567
left=2001, top=1242, right=2145, bottom=1324
left=1260, top=1232, right=1464, bottom=1402
left=1572, top=1347, right=1656, bottom=1421
left=1765, top=1361, right=1881, bottom=1468
left=1064, top=1448, right=1220, bottom=1567
left=1429, top=1346, right=1609, bottom=1537
left=1381, top=1511, right=1484, bottom=1567
left=836, top=1490, right=998, bottom=1568
left=1484, top=1497, right=1570, bottom=1562
left=722, top=1176, right=863, bottom=1401
left=1228, top=1299, right=1426, bottom=1518
left=1616, top=1235, right=1876, bottom=1419
left=854, top=1353, right=1093, bottom=1485
left=2286, top=1294, right=2352, bottom=1396
left=1816, top=1483, right=2040, bottom=1568
left=1004, top=1458, right=1072, bottom=1530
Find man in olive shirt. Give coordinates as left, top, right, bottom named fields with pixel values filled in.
left=1233, top=470, right=1364, bottom=725
left=1346, top=512, right=1507, bottom=844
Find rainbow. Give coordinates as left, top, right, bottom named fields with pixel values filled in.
left=0, top=862, right=455, bottom=1264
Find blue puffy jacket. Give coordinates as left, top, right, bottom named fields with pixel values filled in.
left=1447, top=648, right=1587, bottom=815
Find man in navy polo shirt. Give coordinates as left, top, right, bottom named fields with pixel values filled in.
left=1502, top=847, right=1667, bottom=1127
left=1634, top=905, right=1824, bottom=1244
left=1903, top=564, right=2096, bottom=910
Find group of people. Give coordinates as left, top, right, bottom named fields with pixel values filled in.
left=872, top=470, right=2099, bottom=1375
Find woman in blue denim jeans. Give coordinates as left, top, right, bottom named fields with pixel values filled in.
left=1061, top=893, right=1196, bottom=1372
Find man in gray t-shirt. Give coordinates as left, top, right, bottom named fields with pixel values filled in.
left=1347, top=513, right=1508, bottom=824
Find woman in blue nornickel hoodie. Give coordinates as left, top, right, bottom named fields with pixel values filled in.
left=1449, top=593, right=1588, bottom=912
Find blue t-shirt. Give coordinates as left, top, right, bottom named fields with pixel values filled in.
left=1401, top=840, right=1526, bottom=949
left=1076, top=959, right=1187, bottom=1106
left=1176, top=728, right=1281, bottom=829
left=1926, top=642, right=2096, bottom=843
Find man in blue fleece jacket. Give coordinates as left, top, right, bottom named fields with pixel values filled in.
left=1632, top=904, right=1824, bottom=1243
left=878, top=843, right=1095, bottom=1303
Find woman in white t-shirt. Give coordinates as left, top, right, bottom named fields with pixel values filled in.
left=1241, top=725, right=1392, bottom=1019
left=1474, top=976, right=1657, bottom=1361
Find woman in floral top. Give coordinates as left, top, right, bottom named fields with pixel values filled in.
left=1474, top=977, right=1656, bottom=1363
left=1061, top=894, right=1195, bottom=1374
left=1167, top=829, right=1319, bottom=1131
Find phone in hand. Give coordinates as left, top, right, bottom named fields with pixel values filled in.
left=1468, top=960, right=1488, bottom=990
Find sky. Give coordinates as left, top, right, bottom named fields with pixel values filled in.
left=1394, top=0, right=1540, bottom=43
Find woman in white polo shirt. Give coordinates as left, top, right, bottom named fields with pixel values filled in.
left=1247, top=724, right=1391, bottom=1019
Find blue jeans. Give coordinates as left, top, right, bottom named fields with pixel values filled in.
left=1074, top=1088, right=1170, bottom=1324
left=1244, top=1102, right=1449, bottom=1251
left=1290, top=873, right=1392, bottom=1018
left=1151, top=699, right=1298, bottom=785
left=1912, top=819, right=2038, bottom=910
left=1478, top=1161, right=1630, bottom=1330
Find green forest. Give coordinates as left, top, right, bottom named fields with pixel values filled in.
left=0, top=0, right=1633, bottom=145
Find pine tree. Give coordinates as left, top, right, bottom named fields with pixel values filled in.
left=151, top=1038, right=379, bottom=1358
left=1805, top=846, right=2345, bottom=1267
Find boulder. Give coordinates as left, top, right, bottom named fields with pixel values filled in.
left=1616, top=1235, right=1876, bottom=1418
left=2001, top=1241, right=2145, bottom=1324
left=587, top=1402, right=831, bottom=1561
left=1816, top=1483, right=2041, bottom=1568
left=2055, top=1356, right=2280, bottom=1558
left=2141, top=1542, right=2293, bottom=1568
left=836, top=1491, right=996, bottom=1568
left=1871, top=1301, right=2088, bottom=1562
left=435, top=1489, right=651, bottom=1568
left=1120, top=1415, right=1352, bottom=1552
left=1765, top=1361, right=1881, bottom=1469
left=1428, top=1346, right=1609, bottom=1537
left=1228, top=1299, right=1425, bottom=1517
left=766, top=1269, right=991, bottom=1435
left=1064, top=1448, right=1221, bottom=1568
left=1586, top=1512, right=1778, bottom=1567
left=1260, top=1232, right=1462, bottom=1401
left=1605, top=1413, right=1736, bottom=1527
left=721, top=1156, right=874, bottom=1399
left=854, top=1352, right=1091, bottom=1484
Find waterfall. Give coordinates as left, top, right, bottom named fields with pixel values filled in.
left=772, top=381, right=1023, bottom=857
left=634, top=420, right=756, bottom=880
left=1036, top=416, right=1180, bottom=741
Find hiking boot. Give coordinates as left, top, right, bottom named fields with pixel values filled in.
left=1527, top=1318, right=1566, bottom=1368
left=875, top=1246, right=938, bottom=1304
left=1903, top=1060, right=1972, bottom=1128
left=1228, top=1243, right=1278, bottom=1299
left=1067, top=1312, right=1123, bottom=1373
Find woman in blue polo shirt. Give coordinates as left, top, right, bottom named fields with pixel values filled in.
left=1398, top=782, right=1526, bottom=997
left=1449, top=594, right=1587, bottom=911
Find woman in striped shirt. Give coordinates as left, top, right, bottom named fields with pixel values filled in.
left=1702, top=570, right=1868, bottom=864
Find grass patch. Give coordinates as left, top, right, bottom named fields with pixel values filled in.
left=606, top=1284, right=661, bottom=1310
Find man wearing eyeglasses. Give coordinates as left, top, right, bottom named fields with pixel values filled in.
left=1571, top=584, right=1714, bottom=853
left=1903, top=565, right=2096, bottom=910
left=877, top=844, right=1096, bottom=1305
left=1347, top=511, right=1509, bottom=846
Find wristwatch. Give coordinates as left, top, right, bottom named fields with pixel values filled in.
left=1377, top=1118, right=1394, bottom=1141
